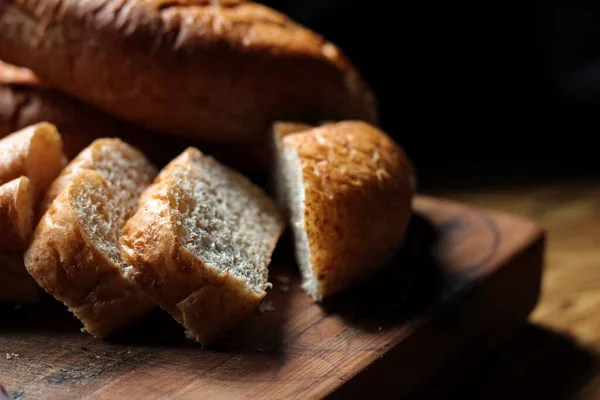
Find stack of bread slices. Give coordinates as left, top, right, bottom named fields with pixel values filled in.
left=0, top=0, right=415, bottom=346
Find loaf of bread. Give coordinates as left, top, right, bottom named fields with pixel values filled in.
left=0, top=0, right=377, bottom=147
left=0, top=60, right=273, bottom=172
left=24, top=139, right=158, bottom=337
left=273, top=121, right=414, bottom=300
left=0, top=176, right=34, bottom=253
left=0, top=253, right=41, bottom=302
left=0, top=122, right=64, bottom=199
left=120, top=147, right=285, bottom=346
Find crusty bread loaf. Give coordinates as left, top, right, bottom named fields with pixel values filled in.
left=0, top=122, right=64, bottom=198
left=0, top=253, right=41, bottom=302
left=0, top=0, right=377, bottom=146
left=24, top=139, right=158, bottom=337
left=0, top=61, right=274, bottom=172
left=273, top=121, right=414, bottom=300
left=119, top=147, right=285, bottom=346
left=0, top=176, right=34, bottom=253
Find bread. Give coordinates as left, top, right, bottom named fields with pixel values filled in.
left=119, top=147, right=285, bottom=346
left=272, top=121, right=414, bottom=300
left=0, top=176, right=34, bottom=253
left=24, top=139, right=158, bottom=337
left=0, top=61, right=273, bottom=172
left=0, top=253, right=41, bottom=303
left=0, top=0, right=377, bottom=147
left=0, top=122, right=64, bottom=198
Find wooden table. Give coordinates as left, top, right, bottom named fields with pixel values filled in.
left=419, top=167, right=600, bottom=399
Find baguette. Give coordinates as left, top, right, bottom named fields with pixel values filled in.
left=0, top=176, right=34, bottom=253
left=273, top=121, right=414, bottom=300
left=0, top=122, right=64, bottom=198
left=0, top=0, right=377, bottom=146
left=119, top=147, right=285, bottom=346
left=0, top=61, right=273, bottom=172
left=0, top=253, right=41, bottom=303
left=24, top=139, right=158, bottom=337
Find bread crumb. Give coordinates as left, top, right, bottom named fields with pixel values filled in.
left=184, top=330, right=195, bottom=340
left=5, top=353, right=19, bottom=360
left=80, top=327, right=87, bottom=333
left=321, top=42, right=339, bottom=60
left=265, top=282, right=273, bottom=290
left=258, top=300, right=275, bottom=313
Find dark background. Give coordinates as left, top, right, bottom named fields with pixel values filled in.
left=261, top=0, right=600, bottom=187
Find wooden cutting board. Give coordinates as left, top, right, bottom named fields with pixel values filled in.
left=0, top=195, right=545, bottom=400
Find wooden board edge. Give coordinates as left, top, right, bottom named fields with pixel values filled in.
left=325, top=211, right=546, bottom=399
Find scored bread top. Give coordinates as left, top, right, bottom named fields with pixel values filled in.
left=0, top=0, right=377, bottom=145
left=276, top=121, right=415, bottom=300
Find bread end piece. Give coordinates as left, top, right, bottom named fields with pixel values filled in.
left=0, top=176, right=34, bottom=253
left=121, top=147, right=285, bottom=345
left=25, top=148, right=157, bottom=337
left=274, top=121, right=414, bottom=301
left=0, top=122, right=64, bottom=198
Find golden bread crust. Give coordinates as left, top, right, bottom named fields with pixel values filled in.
left=0, top=122, right=64, bottom=198
left=0, top=61, right=278, bottom=173
left=0, top=0, right=377, bottom=145
left=281, top=121, right=414, bottom=299
left=0, top=176, right=34, bottom=252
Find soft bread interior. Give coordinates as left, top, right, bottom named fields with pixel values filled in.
left=168, top=154, right=282, bottom=294
left=86, top=141, right=156, bottom=232
left=69, top=145, right=155, bottom=268
left=69, top=171, right=123, bottom=266
left=274, top=140, right=319, bottom=299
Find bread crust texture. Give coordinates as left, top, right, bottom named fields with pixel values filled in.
left=0, top=61, right=281, bottom=173
left=276, top=121, right=415, bottom=300
left=0, top=0, right=377, bottom=145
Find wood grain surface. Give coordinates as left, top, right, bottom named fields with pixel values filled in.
left=419, top=174, right=600, bottom=399
left=0, top=195, right=544, bottom=400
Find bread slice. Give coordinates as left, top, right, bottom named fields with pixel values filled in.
left=24, top=139, right=158, bottom=337
left=0, top=176, right=34, bottom=253
left=0, top=122, right=64, bottom=198
left=0, top=0, right=377, bottom=146
left=273, top=121, right=415, bottom=301
left=120, top=147, right=285, bottom=346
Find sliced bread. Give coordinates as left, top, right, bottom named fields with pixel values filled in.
left=273, top=121, right=415, bottom=301
left=119, top=147, right=285, bottom=346
left=24, top=139, right=158, bottom=337
left=0, top=122, right=64, bottom=198
left=0, top=176, right=34, bottom=253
